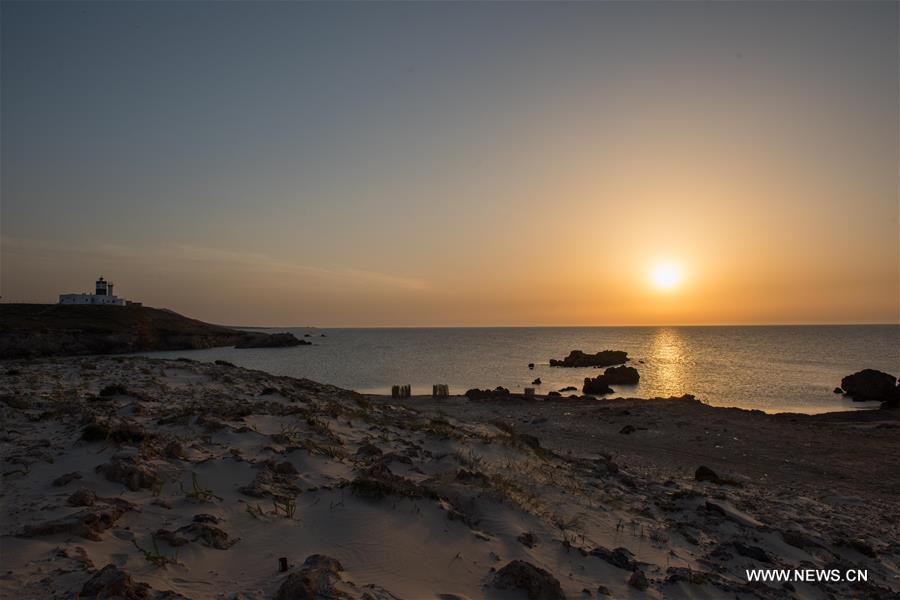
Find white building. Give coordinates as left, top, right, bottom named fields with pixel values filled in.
left=59, top=277, right=128, bottom=306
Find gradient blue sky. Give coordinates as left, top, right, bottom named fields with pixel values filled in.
left=2, top=1, right=897, bottom=326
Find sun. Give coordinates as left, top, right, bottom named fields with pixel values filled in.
left=650, top=261, right=682, bottom=291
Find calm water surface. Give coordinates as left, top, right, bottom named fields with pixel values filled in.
left=139, top=325, right=899, bottom=414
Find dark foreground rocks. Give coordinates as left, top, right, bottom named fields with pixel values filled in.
left=582, top=365, right=640, bottom=394
left=839, top=369, right=899, bottom=407
left=550, top=350, right=628, bottom=368
left=493, top=560, right=565, bottom=600
left=274, top=554, right=345, bottom=600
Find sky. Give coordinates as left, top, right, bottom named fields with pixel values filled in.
left=2, top=1, right=897, bottom=327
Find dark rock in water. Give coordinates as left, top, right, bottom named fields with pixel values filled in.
left=590, top=546, right=638, bottom=571
left=559, top=386, right=577, bottom=392
left=839, top=369, right=899, bottom=406
left=214, top=359, right=235, bottom=367
left=518, top=532, right=537, bottom=548
left=600, top=365, right=640, bottom=385
left=619, top=425, right=636, bottom=435
left=528, top=363, right=535, bottom=369
left=274, top=554, right=344, bottom=600
left=582, top=377, right=613, bottom=395
left=550, top=349, right=628, bottom=368
left=81, top=564, right=153, bottom=599
left=235, top=332, right=309, bottom=349
left=493, top=560, right=565, bottom=600
left=548, top=391, right=560, bottom=397
left=465, top=387, right=511, bottom=401
left=532, top=377, right=542, bottom=385
left=695, top=465, right=721, bottom=484
left=833, top=387, right=844, bottom=394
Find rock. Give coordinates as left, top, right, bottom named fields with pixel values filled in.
left=99, top=383, right=129, bottom=397
left=619, top=425, right=636, bottom=435
left=548, top=391, right=561, bottom=397
left=235, top=332, right=309, bottom=349
left=273, top=554, right=346, bottom=600
left=214, top=359, right=236, bottom=367
left=67, top=487, right=98, bottom=507
left=590, top=546, right=637, bottom=571
left=559, top=386, right=577, bottom=392
left=733, top=542, right=773, bottom=563
left=192, top=513, right=221, bottom=524
left=833, top=387, right=844, bottom=394
left=53, top=471, right=82, bottom=486
left=176, top=522, right=237, bottom=549
left=518, top=532, right=537, bottom=548
left=96, top=452, right=160, bottom=491
left=839, top=369, right=899, bottom=406
left=628, top=570, right=649, bottom=591
left=600, top=365, right=639, bottom=385
left=493, top=560, right=565, bottom=600
left=695, top=465, right=721, bottom=483
left=464, top=387, right=511, bottom=401
left=21, top=501, right=131, bottom=541
left=532, top=378, right=542, bottom=385
left=80, top=564, right=151, bottom=599
left=356, top=443, right=383, bottom=458
left=550, top=350, right=628, bottom=368
left=154, top=528, right=190, bottom=547
left=582, top=377, right=613, bottom=395
left=528, top=363, right=535, bottom=369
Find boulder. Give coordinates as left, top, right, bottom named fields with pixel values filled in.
left=80, top=565, right=151, bottom=599
left=493, top=560, right=565, bottom=600
left=582, top=377, right=613, bottom=395
left=550, top=350, right=628, bottom=368
left=532, top=378, right=542, bottom=385
left=96, top=451, right=160, bottom=491
left=839, top=369, right=899, bottom=406
left=694, top=465, right=721, bottom=484
left=273, top=554, right=346, bottom=600
left=67, top=487, right=98, bottom=507
left=600, top=365, right=639, bottom=385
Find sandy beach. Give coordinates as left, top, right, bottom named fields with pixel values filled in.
left=1, top=356, right=897, bottom=599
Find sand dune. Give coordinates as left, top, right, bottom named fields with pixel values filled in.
left=1, top=357, right=897, bottom=599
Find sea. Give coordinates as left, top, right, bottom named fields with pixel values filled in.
left=138, top=325, right=899, bottom=414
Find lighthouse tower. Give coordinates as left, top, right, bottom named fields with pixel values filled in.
left=95, top=277, right=114, bottom=297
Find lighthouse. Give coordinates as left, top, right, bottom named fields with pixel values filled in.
left=59, top=276, right=128, bottom=306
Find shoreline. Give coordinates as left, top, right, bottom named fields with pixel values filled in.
left=1, top=356, right=897, bottom=599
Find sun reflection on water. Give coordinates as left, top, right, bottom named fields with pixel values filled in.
left=649, top=327, right=688, bottom=397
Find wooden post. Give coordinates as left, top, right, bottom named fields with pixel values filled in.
left=279, top=557, right=288, bottom=572
left=391, top=385, right=400, bottom=398
left=524, top=387, right=535, bottom=397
